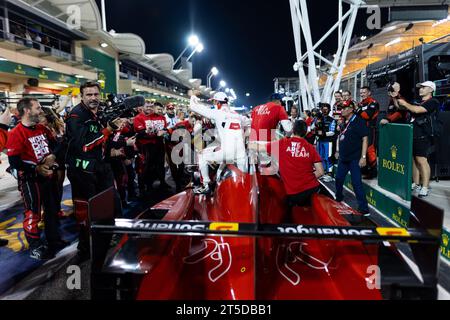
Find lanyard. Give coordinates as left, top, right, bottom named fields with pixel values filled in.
left=340, top=115, right=356, bottom=137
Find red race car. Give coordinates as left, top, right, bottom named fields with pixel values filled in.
left=86, top=164, right=442, bottom=300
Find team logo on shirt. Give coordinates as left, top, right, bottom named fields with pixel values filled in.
left=28, top=134, right=49, bottom=162
left=256, top=105, right=271, bottom=116
left=145, top=120, right=166, bottom=131
left=286, top=142, right=310, bottom=158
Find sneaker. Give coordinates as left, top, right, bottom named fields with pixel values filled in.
left=419, top=187, right=429, bottom=198
left=412, top=183, right=421, bottom=193
left=29, top=245, right=55, bottom=260
left=194, top=184, right=211, bottom=195
left=322, top=175, right=333, bottom=183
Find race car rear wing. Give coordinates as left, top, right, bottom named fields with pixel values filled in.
left=83, top=187, right=443, bottom=300
left=91, top=218, right=439, bottom=244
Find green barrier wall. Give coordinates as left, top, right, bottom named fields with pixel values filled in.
left=378, top=124, right=413, bottom=201
left=344, top=175, right=449, bottom=263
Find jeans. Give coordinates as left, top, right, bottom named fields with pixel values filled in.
left=335, top=159, right=369, bottom=212
left=317, top=141, right=332, bottom=172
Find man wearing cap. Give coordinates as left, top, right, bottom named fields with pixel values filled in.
left=165, top=103, right=179, bottom=130
left=335, top=103, right=370, bottom=216
left=189, top=92, right=249, bottom=194
left=395, top=81, right=440, bottom=198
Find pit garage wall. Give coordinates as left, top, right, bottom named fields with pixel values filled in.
left=343, top=175, right=450, bottom=263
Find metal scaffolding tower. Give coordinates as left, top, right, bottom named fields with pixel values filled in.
left=289, top=0, right=364, bottom=109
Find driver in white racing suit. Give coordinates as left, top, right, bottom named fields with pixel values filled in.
left=189, top=92, right=249, bottom=194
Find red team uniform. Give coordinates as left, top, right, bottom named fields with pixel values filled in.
left=251, top=102, right=289, bottom=142
left=6, top=123, right=63, bottom=253
left=134, top=112, right=168, bottom=192
left=267, top=136, right=322, bottom=195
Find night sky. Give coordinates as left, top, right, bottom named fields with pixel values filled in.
left=98, top=1, right=387, bottom=106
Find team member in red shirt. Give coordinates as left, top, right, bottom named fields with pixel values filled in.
left=250, top=120, right=324, bottom=207
left=6, top=98, right=65, bottom=260
left=0, top=108, right=11, bottom=247
left=134, top=101, right=168, bottom=195
left=250, top=93, right=293, bottom=142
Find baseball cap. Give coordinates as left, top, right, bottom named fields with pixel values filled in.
left=416, top=81, right=436, bottom=92
left=212, top=92, right=228, bottom=102
left=342, top=99, right=356, bottom=109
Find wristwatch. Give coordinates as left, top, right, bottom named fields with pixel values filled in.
left=362, top=155, right=367, bottom=159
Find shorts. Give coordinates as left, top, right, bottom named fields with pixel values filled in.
left=413, top=137, right=432, bottom=158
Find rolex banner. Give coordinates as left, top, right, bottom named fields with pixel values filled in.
left=378, top=124, right=413, bottom=201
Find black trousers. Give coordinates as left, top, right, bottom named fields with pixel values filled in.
left=67, top=164, right=122, bottom=249
left=18, top=174, right=62, bottom=249
left=286, top=186, right=320, bottom=208
left=110, top=158, right=127, bottom=202
left=139, top=141, right=166, bottom=190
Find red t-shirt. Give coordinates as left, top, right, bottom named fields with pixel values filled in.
left=6, top=123, right=54, bottom=165
left=305, top=117, right=314, bottom=139
left=134, top=113, right=167, bottom=145
left=267, top=137, right=322, bottom=195
left=0, top=127, right=7, bottom=150
left=250, top=102, right=289, bottom=142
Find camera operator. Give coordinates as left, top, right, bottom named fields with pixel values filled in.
left=6, top=98, right=65, bottom=259
left=106, top=118, right=136, bottom=207
left=380, top=82, right=408, bottom=125
left=357, top=86, right=380, bottom=179
left=121, top=117, right=139, bottom=201
left=40, top=107, right=67, bottom=219
left=65, top=82, right=123, bottom=257
left=394, top=81, right=440, bottom=198
left=315, top=103, right=337, bottom=182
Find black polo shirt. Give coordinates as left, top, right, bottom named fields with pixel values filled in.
left=412, top=98, right=439, bottom=139
left=338, top=115, right=369, bottom=162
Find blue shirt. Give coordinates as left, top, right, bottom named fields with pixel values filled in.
left=339, top=115, right=369, bottom=162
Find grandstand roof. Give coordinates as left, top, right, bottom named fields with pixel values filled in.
left=14, top=0, right=199, bottom=89
left=16, top=0, right=102, bottom=31
left=145, top=54, right=174, bottom=73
